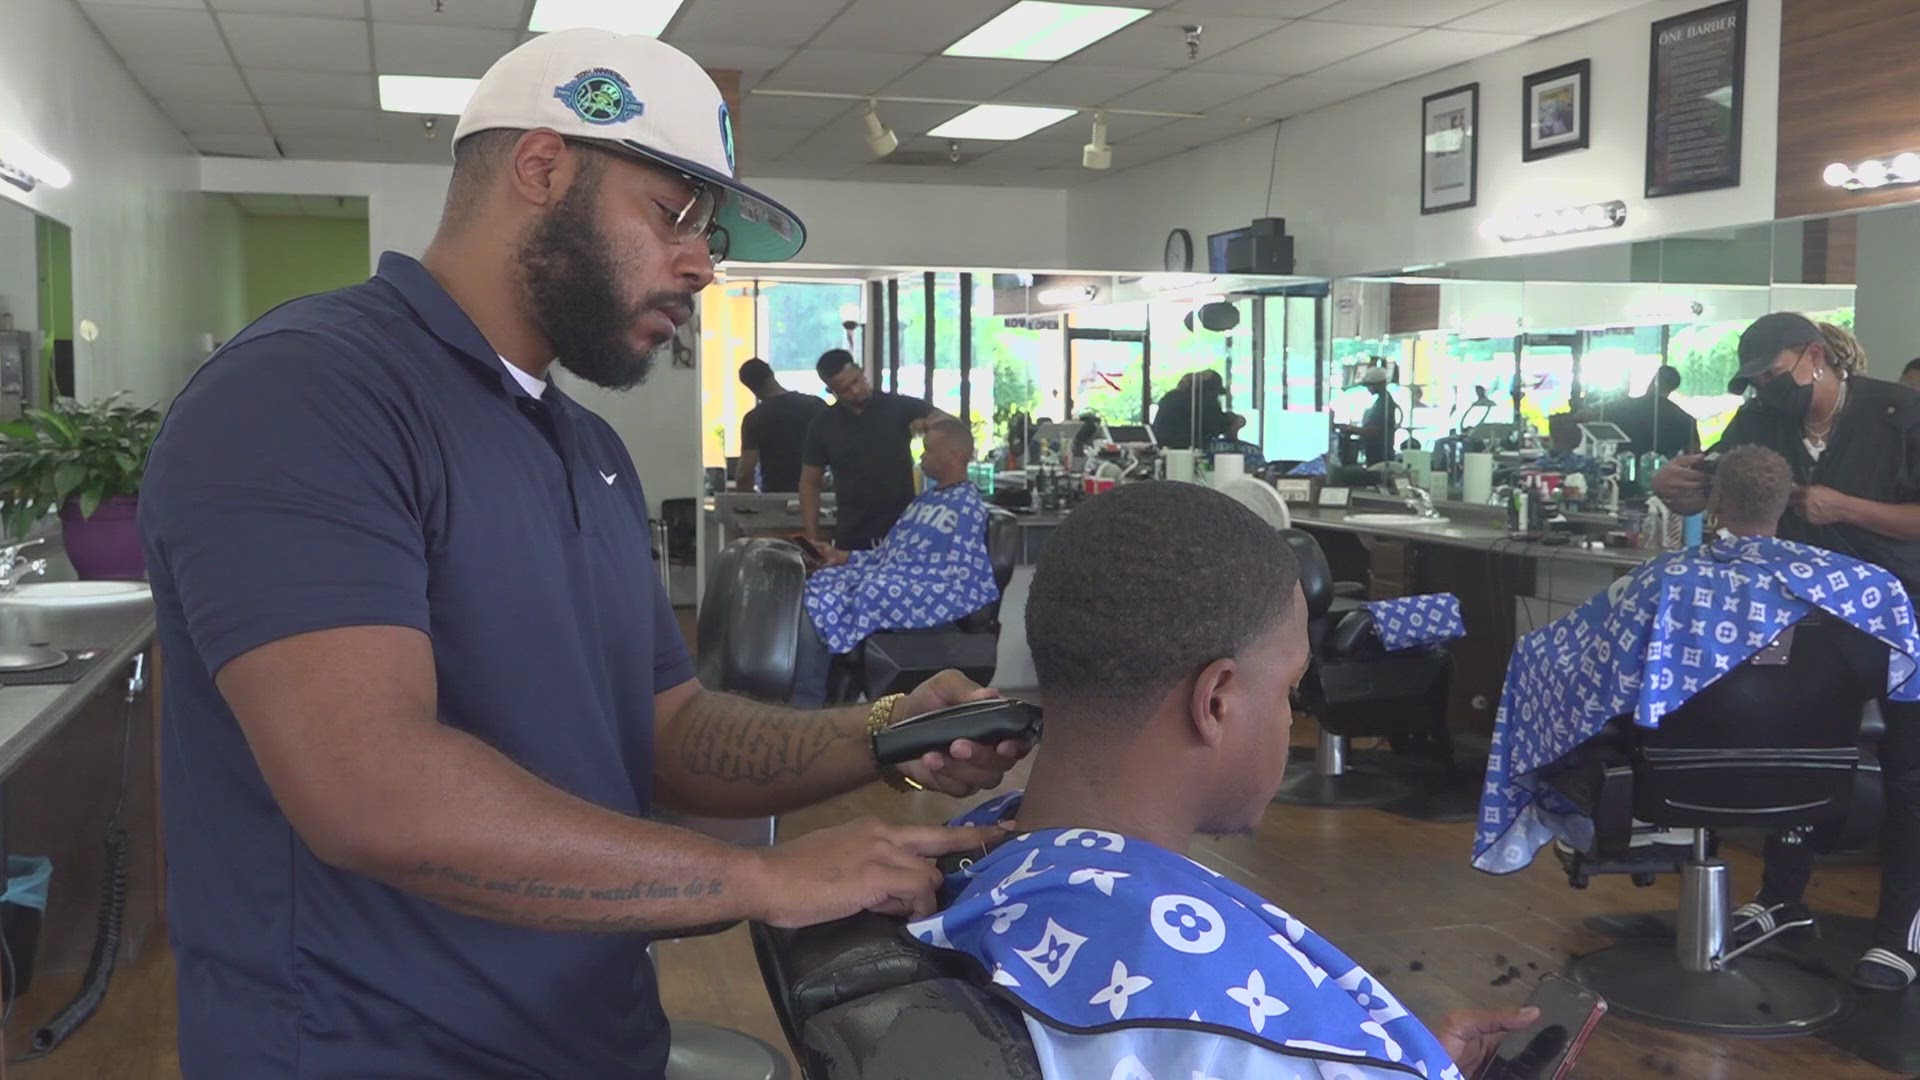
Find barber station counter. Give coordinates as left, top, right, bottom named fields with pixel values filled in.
left=1289, top=500, right=1665, bottom=736
left=0, top=543, right=161, bottom=1036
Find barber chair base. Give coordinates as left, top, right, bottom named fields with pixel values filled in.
left=1569, top=945, right=1845, bottom=1037
left=666, top=1022, right=789, bottom=1080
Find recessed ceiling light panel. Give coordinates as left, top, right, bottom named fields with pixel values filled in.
left=945, top=1, right=1150, bottom=62
left=929, top=104, right=1077, bottom=141
left=378, top=75, right=480, bottom=115
left=529, top=0, right=687, bottom=36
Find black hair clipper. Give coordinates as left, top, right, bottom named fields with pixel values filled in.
left=872, top=699, right=1043, bottom=766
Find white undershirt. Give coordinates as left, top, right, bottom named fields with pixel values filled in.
left=501, top=357, right=546, bottom=399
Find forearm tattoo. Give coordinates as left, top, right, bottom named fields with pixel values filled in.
left=675, top=692, right=861, bottom=784
left=409, top=861, right=727, bottom=932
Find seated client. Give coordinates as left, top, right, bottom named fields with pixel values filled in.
left=1474, top=446, right=1920, bottom=986
left=793, top=419, right=998, bottom=706
left=911, top=482, right=1534, bottom=1080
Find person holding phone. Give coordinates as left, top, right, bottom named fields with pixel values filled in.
left=909, top=483, right=1537, bottom=1079
left=1652, top=314, right=1920, bottom=989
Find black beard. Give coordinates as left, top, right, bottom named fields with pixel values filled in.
left=516, top=171, right=692, bottom=391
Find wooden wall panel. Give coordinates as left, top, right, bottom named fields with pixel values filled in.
left=1777, top=0, right=1920, bottom=219
left=1801, top=214, right=1857, bottom=284
left=1386, top=283, right=1440, bottom=337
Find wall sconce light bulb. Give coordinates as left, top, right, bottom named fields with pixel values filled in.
left=1858, top=159, right=1889, bottom=187
left=1822, top=162, right=1855, bottom=187
left=1893, top=153, right=1920, bottom=183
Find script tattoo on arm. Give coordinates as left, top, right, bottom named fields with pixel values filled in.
left=674, top=691, right=862, bottom=785
left=407, top=861, right=730, bottom=933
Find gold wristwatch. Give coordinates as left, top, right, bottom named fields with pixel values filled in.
left=866, top=693, right=924, bottom=792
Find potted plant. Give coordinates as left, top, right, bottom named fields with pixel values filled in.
left=0, top=396, right=161, bottom=580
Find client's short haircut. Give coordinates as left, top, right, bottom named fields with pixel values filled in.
left=816, top=349, right=855, bottom=382
left=1711, top=445, right=1793, bottom=533
left=927, top=417, right=973, bottom=456
left=1026, top=482, right=1299, bottom=734
left=1904, top=357, right=1920, bottom=378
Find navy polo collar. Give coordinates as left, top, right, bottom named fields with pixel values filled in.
left=375, top=251, right=540, bottom=400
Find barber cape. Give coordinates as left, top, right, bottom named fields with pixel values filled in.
left=910, top=793, right=1461, bottom=1080
left=1362, top=594, right=1465, bottom=652
left=1473, top=535, right=1920, bottom=874
left=803, top=482, right=998, bottom=654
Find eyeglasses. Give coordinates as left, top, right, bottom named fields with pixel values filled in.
left=564, top=137, right=729, bottom=259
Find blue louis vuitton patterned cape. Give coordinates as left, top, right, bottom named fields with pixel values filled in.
left=1363, top=594, right=1465, bottom=652
left=1473, top=536, right=1920, bottom=874
left=910, top=793, right=1461, bottom=1080
left=804, top=482, right=998, bottom=654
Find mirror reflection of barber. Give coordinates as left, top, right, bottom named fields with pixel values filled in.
left=1652, top=312, right=1920, bottom=990
left=799, top=349, right=954, bottom=558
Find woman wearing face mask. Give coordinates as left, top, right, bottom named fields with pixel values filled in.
left=1653, top=312, right=1920, bottom=991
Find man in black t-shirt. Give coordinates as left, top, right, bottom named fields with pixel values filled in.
left=735, top=358, right=825, bottom=493
left=1602, top=365, right=1698, bottom=458
left=800, top=349, right=946, bottom=554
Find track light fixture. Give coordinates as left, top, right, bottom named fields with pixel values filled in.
left=862, top=100, right=898, bottom=158
left=1082, top=111, right=1111, bottom=171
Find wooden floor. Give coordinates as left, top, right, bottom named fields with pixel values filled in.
left=5, top=721, right=1904, bottom=1080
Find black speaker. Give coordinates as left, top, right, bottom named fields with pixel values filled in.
left=1225, top=233, right=1294, bottom=274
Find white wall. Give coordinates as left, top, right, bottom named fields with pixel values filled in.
left=1851, top=204, right=1920, bottom=383
left=0, top=202, right=37, bottom=334
left=1, top=0, right=221, bottom=403
left=1067, top=0, right=1782, bottom=279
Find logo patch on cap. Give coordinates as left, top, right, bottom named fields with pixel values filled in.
left=554, top=68, right=643, bottom=126
left=718, top=103, right=736, bottom=174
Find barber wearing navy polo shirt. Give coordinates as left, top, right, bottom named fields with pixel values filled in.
left=140, top=32, right=1026, bottom=1080
left=1654, top=313, right=1920, bottom=991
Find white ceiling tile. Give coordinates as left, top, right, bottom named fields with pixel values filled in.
left=761, top=50, right=924, bottom=94
left=868, top=100, right=973, bottom=136
left=262, top=104, right=391, bottom=137
left=373, top=22, right=517, bottom=77
left=1117, top=113, right=1264, bottom=146
left=667, top=0, right=848, bottom=48
left=1444, top=0, right=1643, bottom=36
left=1219, top=75, right=1388, bottom=118
left=167, top=99, right=270, bottom=134
left=370, top=0, right=529, bottom=28
left=812, top=0, right=1009, bottom=53
left=671, top=42, right=799, bottom=77
left=1018, top=109, right=1159, bottom=143
left=244, top=68, right=379, bottom=108
left=1067, top=13, right=1286, bottom=69
left=193, top=133, right=284, bottom=157
left=771, top=122, right=874, bottom=165
left=209, top=0, right=365, bottom=15
left=82, top=6, right=233, bottom=66
left=123, top=59, right=254, bottom=102
left=1312, top=27, right=1528, bottom=79
left=221, top=12, right=374, bottom=72
left=1107, top=70, right=1278, bottom=112
left=1199, top=21, right=1411, bottom=75
left=997, top=64, right=1161, bottom=108
left=1167, top=0, right=1339, bottom=14
left=76, top=0, right=203, bottom=8
left=883, top=58, right=1040, bottom=100
left=738, top=93, right=855, bottom=131
left=1311, top=0, right=1497, bottom=27
left=275, top=135, right=451, bottom=163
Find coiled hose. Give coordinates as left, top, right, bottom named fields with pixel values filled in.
left=13, top=654, right=143, bottom=1063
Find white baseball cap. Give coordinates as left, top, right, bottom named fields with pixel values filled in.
left=455, top=28, right=806, bottom=262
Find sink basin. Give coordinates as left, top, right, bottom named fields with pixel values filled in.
left=1343, top=513, right=1452, bottom=527
left=0, top=581, right=151, bottom=607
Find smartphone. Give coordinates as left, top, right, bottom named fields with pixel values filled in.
left=792, top=536, right=823, bottom=562
left=1475, top=974, right=1606, bottom=1080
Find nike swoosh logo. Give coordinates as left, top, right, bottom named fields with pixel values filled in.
left=600, top=471, right=617, bottom=485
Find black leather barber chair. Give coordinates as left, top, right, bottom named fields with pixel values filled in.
left=849, top=508, right=1021, bottom=699
left=1543, top=612, right=1886, bottom=1036
left=1273, top=528, right=1457, bottom=808
left=751, top=912, right=1042, bottom=1079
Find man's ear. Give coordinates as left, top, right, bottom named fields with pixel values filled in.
left=507, top=129, right=573, bottom=209
left=1187, top=657, right=1237, bottom=748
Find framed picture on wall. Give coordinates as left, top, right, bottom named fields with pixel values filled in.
left=1421, top=83, right=1478, bottom=215
left=1522, top=60, right=1590, bottom=162
left=1646, top=0, right=1746, bottom=198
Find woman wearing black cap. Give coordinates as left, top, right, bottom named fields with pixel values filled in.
left=1653, top=312, right=1920, bottom=990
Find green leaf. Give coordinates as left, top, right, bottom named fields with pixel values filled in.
left=52, top=461, right=85, bottom=502
left=28, top=409, right=77, bottom=445
left=78, top=484, right=103, bottom=519
left=0, top=421, right=35, bottom=442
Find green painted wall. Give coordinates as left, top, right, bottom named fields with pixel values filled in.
left=240, top=215, right=370, bottom=323
left=35, top=216, right=71, bottom=340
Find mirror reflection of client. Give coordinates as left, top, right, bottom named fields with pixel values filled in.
left=911, top=482, right=1536, bottom=1080
left=792, top=420, right=998, bottom=707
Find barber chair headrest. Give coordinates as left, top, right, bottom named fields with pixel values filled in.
left=1279, top=528, right=1333, bottom=621
left=985, top=508, right=1019, bottom=593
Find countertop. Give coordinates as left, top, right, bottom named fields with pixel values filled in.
left=1287, top=504, right=1663, bottom=570
left=0, top=541, right=155, bottom=779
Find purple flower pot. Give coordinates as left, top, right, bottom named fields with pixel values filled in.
left=59, top=496, right=145, bottom=581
